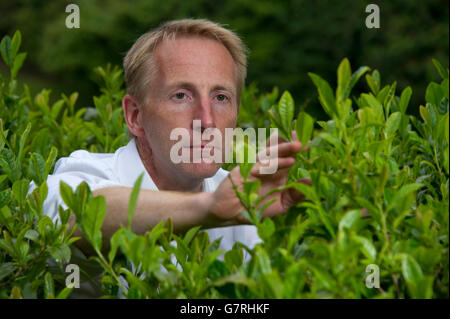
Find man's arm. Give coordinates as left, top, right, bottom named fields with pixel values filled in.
left=69, top=188, right=228, bottom=255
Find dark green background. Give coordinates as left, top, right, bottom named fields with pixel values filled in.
left=0, top=0, right=448, bottom=119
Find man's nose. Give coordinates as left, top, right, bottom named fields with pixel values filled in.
left=194, top=96, right=215, bottom=131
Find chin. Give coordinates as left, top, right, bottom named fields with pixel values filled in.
left=179, top=161, right=222, bottom=179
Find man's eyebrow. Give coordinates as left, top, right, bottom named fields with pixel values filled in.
left=211, top=85, right=236, bottom=96
left=166, top=81, right=236, bottom=96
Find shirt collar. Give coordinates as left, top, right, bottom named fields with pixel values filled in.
left=115, top=138, right=159, bottom=190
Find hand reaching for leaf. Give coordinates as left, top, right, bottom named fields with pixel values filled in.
left=210, top=130, right=311, bottom=225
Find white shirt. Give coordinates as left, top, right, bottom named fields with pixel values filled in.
left=32, top=138, right=261, bottom=258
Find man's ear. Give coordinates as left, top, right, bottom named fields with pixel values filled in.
left=123, top=94, right=145, bottom=137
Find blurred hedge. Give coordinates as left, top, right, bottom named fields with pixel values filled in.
left=0, top=0, right=448, bottom=119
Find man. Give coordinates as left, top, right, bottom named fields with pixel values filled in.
left=35, top=19, right=308, bottom=295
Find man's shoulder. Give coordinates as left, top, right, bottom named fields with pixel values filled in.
left=54, top=143, right=130, bottom=174
left=53, top=149, right=115, bottom=174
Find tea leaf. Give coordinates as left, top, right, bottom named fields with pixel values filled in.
left=278, top=91, right=294, bottom=135
left=399, top=87, right=412, bottom=114
left=309, top=73, right=337, bottom=118
left=337, top=58, right=351, bottom=102
left=385, top=112, right=401, bottom=137
left=83, top=196, right=107, bottom=251
left=44, top=272, right=55, bottom=299
left=296, top=112, right=314, bottom=147
left=127, top=173, right=143, bottom=230
left=432, top=58, right=449, bottom=79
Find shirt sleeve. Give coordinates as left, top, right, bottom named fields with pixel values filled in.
left=30, top=151, right=123, bottom=224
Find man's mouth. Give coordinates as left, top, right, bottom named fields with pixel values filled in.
left=186, top=144, right=220, bottom=150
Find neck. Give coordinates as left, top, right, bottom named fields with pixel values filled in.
left=135, top=137, right=204, bottom=193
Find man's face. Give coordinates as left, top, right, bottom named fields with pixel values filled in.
left=139, top=36, right=238, bottom=181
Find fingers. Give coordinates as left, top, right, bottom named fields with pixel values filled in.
left=266, top=130, right=309, bottom=150
left=258, top=141, right=302, bottom=160
left=266, top=130, right=286, bottom=147
left=252, top=130, right=310, bottom=177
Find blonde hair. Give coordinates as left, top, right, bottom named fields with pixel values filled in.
left=123, top=18, right=249, bottom=105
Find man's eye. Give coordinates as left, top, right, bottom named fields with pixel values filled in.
left=174, top=92, right=186, bottom=100
left=215, top=94, right=228, bottom=102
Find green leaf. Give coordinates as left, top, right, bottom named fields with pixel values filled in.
left=426, top=103, right=438, bottom=128
left=338, top=209, right=361, bottom=231
left=255, top=248, right=272, bottom=274
left=402, top=254, right=423, bottom=285
left=257, top=217, right=275, bottom=241
left=243, top=180, right=260, bottom=196
left=337, top=58, right=351, bottom=102
left=344, top=66, right=371, bottom=100
left=128, top=173, right=144, bottom=229
left=214, top=273, right=256, bottom=290
left=108, top=228, right=123, bottom=263
left=368, top=70, right=381, bottom=93
left=59, top=181, right=75, bottom=212
left=12, top=179, right=29, bottom=209
left=296, top=112, right=314, bottom=147
left=10, top=30, right=21, bottom=60
left=55, top=287, right=73, bottom=299
left=44, top=272, right=55, bottom=299
left=436, top=112, right=449, bottom=145
left=387, top=183, right=423, bottom=213
left=49, top=244, right=71, bottom=263
left=45, top=147, right=58, bottom=177
left=278, top=91, right=294, bottom=134
left=317, top=132, right=346, bottom=157
left=309, top=73, right=337, bottom=118
left=385, top=112, right=401, bottom=137
left=0, top=262, right=16, bottom=281
left=426, top=82, right=444, bottom=106
left=0, top=149, right=17, bottom=182
left=11, top=52, right=26, bottom=79
left=17, top=122, right=31, bottom=172
left=30, top=153, right=46, bottom=186
left=0, top=35, right=12, bottom=67
left=0, top=190, right=11, bottom=208
left=183, top=225, right=201, bottom=247
left=354, top=236, right=377, bottom=262
left=288, top=181, right=318, bottom=202
left=24, top=229, right=39, bottom=242
left=317, top=205, right=336, bottom=239
left=306, top=260, right=337, bottom=291
left=361, top=93, right=384, bottom=122
left=0, top=239, right=14, bottom=256
left=432, top=58, right=448, bottom=80
left=383, top=82, right=397, bottom=113
left=50, top=99, right=64, bottom=120
left=399, top=87, right=412, bottom=114
left=82, top=196, right=107, bottom=251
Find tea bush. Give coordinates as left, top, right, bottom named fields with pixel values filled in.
left=0, top=31, right=448, bottom=299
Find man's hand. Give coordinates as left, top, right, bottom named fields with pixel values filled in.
left=209, top=131, right=311, bottom=225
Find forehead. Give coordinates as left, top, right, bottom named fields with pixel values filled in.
left=152, top=36, right=237, bottom=90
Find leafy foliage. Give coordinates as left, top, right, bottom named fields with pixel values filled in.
left=0, top=31, right=448, bottom=299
